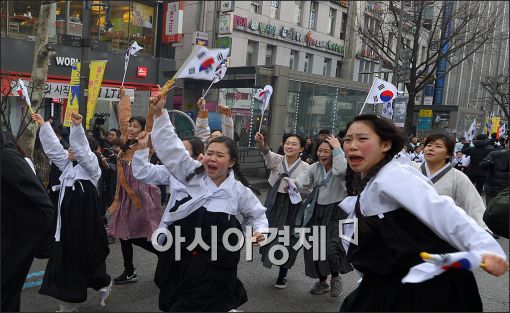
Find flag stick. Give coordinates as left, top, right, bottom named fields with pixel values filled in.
left=121, top=60, right=128, bottom=87
left=160, top=46, right=202, bottom=96
left=359, top=78, right=377, bottom=115
left=202, top=78, right=217, bottom=98
left=258, top=111, right=265, bottom=133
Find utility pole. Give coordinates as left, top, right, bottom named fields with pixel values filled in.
left=391, top=0, right=404, bottom=87
left=79, top=0, right=92, bottom=128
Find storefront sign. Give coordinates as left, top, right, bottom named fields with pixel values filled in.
left=220, top=0, right=235, bottom=13
left=137, top=66, right=148, bottom=77
left=57, top=34, right=81, bottom=47
left=419, top=109, right=433, bottom=118
left=192, top=31, right=209, bottom=46
left=162, top=1, right=184, bottom=43
left=233, top=15, right=247, bottom=30
left=54, top=56, right=81, bottom=67
left=218, top=14, right=234, bottom=35
left=392, top=96, right=408, bottom=127
left=215, top=36, right=232, bottom=55
left=237, top=15, right=344, bottom=55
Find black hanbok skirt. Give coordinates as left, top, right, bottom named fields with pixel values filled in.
left=39, top=180, right=110, bottom=303
left=154, top=206, right=247, bottom=312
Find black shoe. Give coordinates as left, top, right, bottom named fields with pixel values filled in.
left=274, top=276, right=287, bottom=289
left=113, top=270, right=138, bottom=284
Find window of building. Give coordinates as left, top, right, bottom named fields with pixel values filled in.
left=323, top=58, right=331, bottom=76
left=7, top=1, right=42, bottom=40
left=270, top=1, right=280, bottom=19
left=247, top=40, right=256, bottom=66
left=327, top=8, right=336, bottom=36
left=294, top=1, right=303, bottom=26
left=305, top=54, right=313, bottom=73
left=335, top=60, right=342, bottom=78
left=265, top=45, right=275, bottom=66
left=1, top=2, right=8, bottom=36
left=251, top=0, right=261, bottom=14
left=309, top=1, right=318, bottom=30
left=339, top=12, right=347, bottom=40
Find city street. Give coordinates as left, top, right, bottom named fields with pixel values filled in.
left=19, top=190, right=510, bottom=312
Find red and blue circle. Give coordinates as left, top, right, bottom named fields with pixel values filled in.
left=380, top=90, right=394, bottom=102
left=199, top=58, right=215, bottom=72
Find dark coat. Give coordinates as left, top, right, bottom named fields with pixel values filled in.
left=480, top=149, right=510, bottom=195
left=461, top=140, right=494, bottom=177
left=1, top=131, right=54, bottom=311
left=483, top=186, right=510, bottom=238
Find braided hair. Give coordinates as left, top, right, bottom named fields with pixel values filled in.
left=185, top=136, right=261, bottom=196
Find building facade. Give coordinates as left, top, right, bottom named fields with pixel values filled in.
left=1, top=0, right=175, bottom=134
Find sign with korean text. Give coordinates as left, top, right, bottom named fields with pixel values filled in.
left=63, top=62, right=80, bottom=127
left=419, top=109, right=433, bottom=118
left=162, top=1, right=184, bottom=43
left=216, top=36, right=232, bottom=56
left=218, top=14, right=234, bottom=35
left=233, top=15, right=247, bottom=30
left=193, top=31, right=209, bottom=46
left=137, top=66, right=148, bottom=77
left=220, top=0, right=235, bottom=13
left=85, top=60, right=107, bottom=129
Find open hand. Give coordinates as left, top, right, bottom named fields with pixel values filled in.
left=197, top=97, right=206, bottom=111
left=325, top=136, right=341, bottom=149
left=254, top=132, right=265, bottom=145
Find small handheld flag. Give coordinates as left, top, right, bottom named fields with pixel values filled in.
left=122, top=41, right=143, bottom=86
left=465, top=119, right=477, bottom=142
left=402, top=251, right=481, bottom=283
left=285, top=178, right=302, bottom=204
left=202, top=62, right=227, bottom=98
left=253, top=85, right=273, bottom=133
left=359, top=78, right=398, bottom=115
left=16, top=79, right=34, bottom=114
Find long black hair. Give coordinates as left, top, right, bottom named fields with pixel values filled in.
left=185, top=136, right=261, bottom=195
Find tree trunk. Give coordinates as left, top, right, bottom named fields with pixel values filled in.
left=405, top=87, right=417, bottom=137
left=17, top=3, right=56, bottom=159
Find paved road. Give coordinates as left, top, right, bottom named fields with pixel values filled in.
left=20, top=190, right=509, bottom=312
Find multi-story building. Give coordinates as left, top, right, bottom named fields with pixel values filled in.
left=168, top=0, right=370, bottom=150
left=1, top=0, right=175, bottom=134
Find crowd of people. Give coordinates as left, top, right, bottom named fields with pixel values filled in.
left=1, top=87, right=509, bottom=312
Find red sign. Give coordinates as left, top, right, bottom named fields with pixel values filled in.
left=162, top=1, right=184, bottom=43
left=137, top=66, right=148, bottom=77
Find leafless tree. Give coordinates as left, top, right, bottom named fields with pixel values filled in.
left=12, top=2, right=57, bottom=158
left=355, top=1, right=505, bottom=134
left=480, top=73, right=510, bottom=121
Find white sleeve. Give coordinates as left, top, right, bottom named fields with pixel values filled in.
left=332, top=147, right=347, bottom=175
left=195, top=115, right=210, bottom=145
left=377, top=168, right=506, bottom=259
left=132, top=148, right=172, bottom=186
left=69, top=124, right=101, bottom=182
left=151, top=110, right=201, bottom=185
left=39, top=122, right=70, bottom=172
left=221, top=114, right=234, bottom=139
left=237, top=184, right=268, bottom=234
left=262, top=150, right=283, bottom=170
left=295, top=164, right=315, bottom=191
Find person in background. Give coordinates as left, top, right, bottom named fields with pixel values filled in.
left=410, top=142, right=425, bottom=162
left=318, top=129, right=331, bottom=141
left=452, top=151, right=468, bottom=172
left=483, top=186, right=510, bottom=238
left=480, top=137, right=510, bottom=206
left=462, top=134, right=494, bottom=194
left=1, top=129, right=54, bottom=312
left=277, top=133, right=291, bottom=155
left=300, top=137, right=314, bottom=164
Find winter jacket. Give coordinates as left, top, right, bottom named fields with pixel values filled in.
left=483, top=186, right=510, bottom=238
left=480, top=149, right=510, bottom=195
left=461, top=140, right=494, bottom=177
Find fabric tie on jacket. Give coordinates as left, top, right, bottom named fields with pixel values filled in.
left=263, top=158, right=301, bottom=215
left=295, top=166, right=333, bottom=228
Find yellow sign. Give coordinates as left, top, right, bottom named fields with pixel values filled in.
left=419, top=109, right=433, bottom=118
left=63, top=62, right=81, bottom=127
left=491, top=116, right=500, bottom=134
left=86, top=60, right=108, bottom=129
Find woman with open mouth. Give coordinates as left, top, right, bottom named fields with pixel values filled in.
left=254, top=131, right=310, bottom=289
left=339, top=114, right=507, bottom=311
left=293, top=136, right=353, bottom=297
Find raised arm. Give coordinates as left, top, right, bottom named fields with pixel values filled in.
left=132, top=147, right=172, bottom=185
left=117, top=87, right=131, bottom=143
left=194, top=97, right=210, bottom=145
left=237, top=184, right=268, bottom=234
left=150, top=93, right=202, bottom=185
left=254, top=131, right=282, bottom=170
left=219, top=104, right=234, bottom=139
left=326, top=136, right=347, bottom=175
left=32, top=114, right=69, bottom=171
left=69, top=113, right=101, bottom=182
